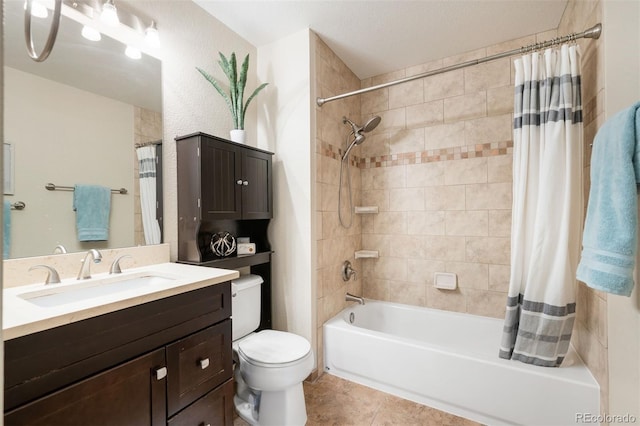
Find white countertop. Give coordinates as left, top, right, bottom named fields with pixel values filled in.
left=3, top=262, right=239, bottom=341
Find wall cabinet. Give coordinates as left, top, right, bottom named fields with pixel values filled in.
left=4, top=283, right=233, bottom=426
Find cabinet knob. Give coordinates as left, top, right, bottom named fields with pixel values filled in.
left=199, top=358, right=210, bottom=369
left=198, top=423, right=211, bottom=426
left=236, top=180, right=243, bottom=185
left=154, top=366, right=167, bottom=381
left=243, top=181, right=249, bottom=186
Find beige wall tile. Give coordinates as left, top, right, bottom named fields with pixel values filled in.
left=378, top=108, right=406, bottom=132
left=388, top=281, right=426, bottom=306
left=486, top=35, right=537, bottom=56
left=426, top=287, right=467, bottom=313
left=359, top=132, right=390, bottom=158
left=443, top=48, right=486, bottom=67
left=389, top=79, right=424, bottom=109
left=406, top=101, right=444, bottom=128
left=406, top=162, right=445, bottom=187
left=465, top=114, right=512, bottom=144
left=361, top=88, right=389, bottom=114
left=424, top=121, right=466, bottom=151
left=489, top=210, right=512, bottom=237
left=465, top=290, right=507, bottom=318
left=362, top=233, right=392, bottom=257
left=319, top=182, right=339, bottom=212
left=465, top=183, right=512, bottom=210
left=444, top=92, right=487, bottom=123
left=368, top=257, right=408, bottom=281
left=424, top=70, right=464, bottom=101
left=487, top=85, right=514, bottom=116
left=407, top=211, right=446, bottom=236
left=407, top=259, right=446, bottom=285
left=361, top=189, right=390, bottom=211
left=444, top=157, right=488, bottom=185
left=389, top=128, right=425, bottom=154
left=445, top=262, right=489, bottom=290
left=389, top=187, right=425, bottom=211
left=363, top=278, right=389, bottom=300
left=445, top=210, right=489, bottom=236
left=389, top=235, right=426, bottom=259
left=406, top=58, right=444, bottom=77
left=374, top=211, right=408, bottom=234
left=489, top=264, right=511, bottom=292
left=362, top=166, right=407, bottom=190
left=424, top=236, right=466, bottom=261
left=487, top=154, right=513, bottom=183
left=466, top=237, right=510, bottom=264
left=424, top=186, right=466, bottom=211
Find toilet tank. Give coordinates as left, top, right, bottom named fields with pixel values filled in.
left=231, top=274, right=263, bottom=341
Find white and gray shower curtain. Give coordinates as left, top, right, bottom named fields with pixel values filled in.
left=499, top=45, right=583, bottom=367
left=136, top=145, right=161, bottom=245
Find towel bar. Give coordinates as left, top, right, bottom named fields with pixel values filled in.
left=45, top=183, right=128, bottom=194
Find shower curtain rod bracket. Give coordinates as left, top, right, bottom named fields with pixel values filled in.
left=316, top=23, right=602, bottom=107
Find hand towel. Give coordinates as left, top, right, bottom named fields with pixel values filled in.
left=3, top=200, right=10, bottom=259
left=576, top=101, right=640, bottom=296
left=73, top=184, right=111, bottom=241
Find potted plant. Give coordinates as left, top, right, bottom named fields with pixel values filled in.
left=197, top=52, right=268, bottom=143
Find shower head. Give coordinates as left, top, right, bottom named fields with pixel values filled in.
left=341, top=115, right=382, bottom=160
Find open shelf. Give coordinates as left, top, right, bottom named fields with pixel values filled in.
left=355, top=250, right=379, bottom=259
left=354, top=206, right=379, bottom=214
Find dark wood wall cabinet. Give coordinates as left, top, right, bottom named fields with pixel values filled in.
left=4, top=283, right=234, bottom=426
left=176, top=132, right=274, bottom=330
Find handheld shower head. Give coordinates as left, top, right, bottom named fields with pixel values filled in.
left=341, top=115, right=382, bottom=160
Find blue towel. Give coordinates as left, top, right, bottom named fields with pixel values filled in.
left=576, top=101, right=640, bottom=296
left=73, top=184, right=111, bottom=241
left=3, top=200, right=10, bottom=259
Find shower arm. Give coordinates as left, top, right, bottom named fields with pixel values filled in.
left=316, top=23, right=602, bottom=107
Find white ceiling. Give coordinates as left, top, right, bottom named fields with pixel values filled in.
left=195, top=0, right=569, bottom=79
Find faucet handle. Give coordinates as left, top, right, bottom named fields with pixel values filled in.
left=29, top=265, right=61, bottom=285
left=109, top=255, right=132, bottom=274
left=341, top=260, right=357, bottom=281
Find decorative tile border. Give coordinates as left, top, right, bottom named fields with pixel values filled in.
left=319, top=140, right=513, bottom=168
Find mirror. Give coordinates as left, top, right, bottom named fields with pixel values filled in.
left=3, top=0, right=162, bottom=258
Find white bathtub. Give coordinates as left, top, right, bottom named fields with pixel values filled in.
left=323, top=299, right=599, bottom=426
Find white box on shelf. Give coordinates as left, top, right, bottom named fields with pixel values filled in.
left=237, top=243, right=256, bottom=255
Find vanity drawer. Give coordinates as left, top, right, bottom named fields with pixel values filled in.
left=168, top=379, right=234, bottom=426
left=167, top=319, right=232, bottom=416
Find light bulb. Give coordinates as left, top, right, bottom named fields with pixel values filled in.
left=81, top=26, right=101, bottom=42
left=125, top=46, right=141, bottom=60
left=100, top=0, right=119, bottom=27
left=24, top=0, right=48, bottom=18
left=145, top=21, right=160, bottom=48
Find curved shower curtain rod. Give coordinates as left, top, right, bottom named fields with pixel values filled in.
left=316, top=23, right=602, bottom=107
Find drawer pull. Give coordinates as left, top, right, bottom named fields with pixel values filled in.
left=199, top=358, right=210, bottom=369
left=243, top=180, right=249, bottom=186
left=236, top=180, right=243, bottom=185
left=154, top=366, right=167, bottom=381
left=198, top=423, right=211, bottom=426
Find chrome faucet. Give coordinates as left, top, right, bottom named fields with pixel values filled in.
left=342, top=260, right=357, bottom=281
left=77, top=249, right=102, bottom=280
left=53, top=244, right=67, bottom=254
left=345, top=293, right=365, bottom=305
left=29, top=265, right=61, bottom=285
left=109, top=254, right=132, bottom=274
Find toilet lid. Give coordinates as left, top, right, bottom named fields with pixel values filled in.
left=238, top=330, right=311, bottom=364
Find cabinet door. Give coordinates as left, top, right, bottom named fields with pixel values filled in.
left=5, top=349, right=166, bottom=426
left=166, top=319, right=233, bottom=416
left=168, top=379, right=234, bottom=426
left=241, top=149, right=273, bottom=219
left=201, top=138, right=242, bottom=220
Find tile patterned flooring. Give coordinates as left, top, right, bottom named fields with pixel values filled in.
left=234, top=373, right=481, bottom=426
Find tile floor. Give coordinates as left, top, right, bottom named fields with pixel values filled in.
left=234, top=373, right=481, bottom=426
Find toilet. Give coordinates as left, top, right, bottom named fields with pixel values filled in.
left=231, top=274, right=314, bottom=426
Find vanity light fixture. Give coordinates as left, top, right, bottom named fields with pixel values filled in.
left=125, top=45, right=141, bottom=60
left=145, top=20, right=160, bottom=48
left=100, top=0, right=119, bottom=27
left=24, top=0, right=48, bottom=18
left=81, top=25, right=101, bottom=41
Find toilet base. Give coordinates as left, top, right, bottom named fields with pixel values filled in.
left=234, top=383, right=307, bottom=426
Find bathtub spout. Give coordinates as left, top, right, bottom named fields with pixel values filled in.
left=346, top=293, right=365, bottom=305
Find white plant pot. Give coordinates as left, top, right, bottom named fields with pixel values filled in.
left=230, top=129, right=246, bottom=144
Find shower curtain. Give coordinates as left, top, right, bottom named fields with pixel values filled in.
left=499, top=45, right=583, bottom=367
left=136, top=145, right=161, bottom=245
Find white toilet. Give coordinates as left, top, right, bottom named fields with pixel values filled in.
left=231, top=274, right=314, bottom=426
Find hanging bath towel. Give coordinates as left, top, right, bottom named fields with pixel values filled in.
left=73, top=184, right=111, bottom=241
left=3, top=200, right=11, bottom=259
left=576, top=102, right=640, bottom=296
left=499, top=45, right=583, bottom=367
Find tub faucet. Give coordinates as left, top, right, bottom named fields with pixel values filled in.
left=346, top=293, right=365, bottom=305
left=77, top=249, right=102, bottom=280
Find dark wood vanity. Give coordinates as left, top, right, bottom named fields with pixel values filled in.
left=176, top=132, right=274, bottom=330
left=4, top=283, right=234, bottom=426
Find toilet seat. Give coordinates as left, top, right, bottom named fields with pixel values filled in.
left=238, top=330, right=311, bottom=367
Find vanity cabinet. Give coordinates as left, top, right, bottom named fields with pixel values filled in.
left=4, top=283, right=234, bottom=426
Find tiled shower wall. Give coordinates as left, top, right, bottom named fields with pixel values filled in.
left=314, top=35, right=363, bottom=373
left=558, top=0, right=608, bottom=415
left=133, top=106, right=163, bottom=246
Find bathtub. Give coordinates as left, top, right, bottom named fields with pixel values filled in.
left=323, top=300, right=599, bottom=426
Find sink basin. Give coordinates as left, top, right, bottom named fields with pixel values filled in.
left=18, top=272, right=176, bottom=308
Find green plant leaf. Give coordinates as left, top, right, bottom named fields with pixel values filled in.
left=218, top=52, right=239, bottom=127
left=242, top=82, right=269, bottom=128
left=236, top=54, right=250, bottom=129
left=196, top=67, right=235, bottom=120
